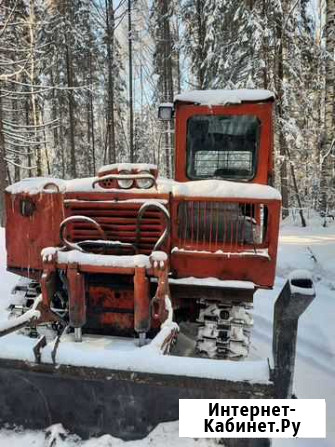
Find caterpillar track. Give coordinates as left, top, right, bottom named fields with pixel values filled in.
left=9, top=281, right=254, bottom=361
left=9, top=279, right=41, bottom=312
left=196, top=300, right=253, bottom=360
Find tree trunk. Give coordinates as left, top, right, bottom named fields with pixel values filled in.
left=320, top=0, right=335, bottom=213
left=25, top=89, right=32, bottom=177
left=11, top=83, right=20, bottom=182
left=0, top=89, right=7, bottom=227
left=86, top=7, right=96, bottom=176
left=28, top=0, right=42, bottom=176
left=41, top=109, right=51, bottom=175
left=66, top=43, right=77, bottom=178
left=128, top=0, right=134, bottom=162
left=174, top=14, right=181, bottom=94
left=196, top=0, right=206, bottom=89
left=61, top=0, right=76, bottom=178
left=275, top=5, right=289, bottom=218
left=287, top=147, right=307, bottom=227
left=106, top=0, right=116, bottom=164
left=161, top=0, right=174, bottom=176
left=261, top=0, right=269, bottom=90
left=50, top=69, right=60, bottom=176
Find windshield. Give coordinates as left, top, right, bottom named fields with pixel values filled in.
left=186, top=115, right=260, bottom=180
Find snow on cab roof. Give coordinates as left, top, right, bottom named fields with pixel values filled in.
left=174, top=89, right=275, bottom=106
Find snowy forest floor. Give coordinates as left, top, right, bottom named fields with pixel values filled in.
left=0, top=214, right=334, bottom=447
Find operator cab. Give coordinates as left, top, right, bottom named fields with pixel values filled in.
left=159, top=89, right=275, bottom=185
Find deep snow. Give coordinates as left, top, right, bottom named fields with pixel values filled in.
left=253, top=215, right=335, bottom=447
left=0, top=213, right=334, bottom=446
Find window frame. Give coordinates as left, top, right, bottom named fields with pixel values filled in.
left=185, top=114, right=261, bottom=182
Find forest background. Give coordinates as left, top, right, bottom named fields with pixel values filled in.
left=0, top=0, right=334, bottom=225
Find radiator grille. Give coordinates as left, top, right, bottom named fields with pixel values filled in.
left=177, top=201, right=267, bottom=252
left=65, top=200, right=165, bottom=254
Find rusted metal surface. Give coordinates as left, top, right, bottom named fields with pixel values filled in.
left=170, top=199, right=280, bottom=288
left=65, top=200, right=167, bottom=255
left=171, top=251, right=276, bottom=288
left=87, top=280, right=135, bottom=333
left=5, top=191, right=64, bottom=272
left=5, top=191, right=280, bottom=292
left=177, top=201, right=268, bottom=251
left=134, top=267, right=151, bottom=333
left=67, top=264, right=86, bottom=330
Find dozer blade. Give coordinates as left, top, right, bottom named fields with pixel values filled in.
left=0, top=357, right=273, bottom=441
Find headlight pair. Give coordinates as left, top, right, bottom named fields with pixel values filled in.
left=117, top=170, right=155, bottom=189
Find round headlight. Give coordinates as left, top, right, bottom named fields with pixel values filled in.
left=136, top=171, right=155, bottom=189
left=117, top=170, right=134, bottom=189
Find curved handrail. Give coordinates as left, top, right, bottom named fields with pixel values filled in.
left=59, top=216, right=107, bottom=252
left=136, top=202, right=170, bottom=253
left=42, top=182, right=61, bottom=193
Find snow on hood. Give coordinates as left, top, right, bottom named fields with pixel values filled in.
left=6, top=177, right=281, bottom=200
left=174, top=89, right=275, bottom=106
left=5, top=177, right=66, bottom=195
left=172, top=180, right=281, bottom=200
left=6, top=176, right=281, bottom=201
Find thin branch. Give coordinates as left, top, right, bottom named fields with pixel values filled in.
left=5, top=158, right=37, bottom=169
left=6, top=147, right=34, bottom=156
left=2, top=79, right=92, bottom=92
left=3, top=118, right=59, bottom=129
left=321, top=138, right=335, bottom=164
left=0, top=0, right=19, bottom=38
left=0, top=58, right=28, bottom=66
left=283, top=0, right=300, bottom=32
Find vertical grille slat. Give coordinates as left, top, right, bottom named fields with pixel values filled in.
left=209, top=202, right=213, bottom=251
left=215, top=202, right=219, bottom=250
left=196, top=202, right=200, bottom=248
left=178, top=201, right=268, bottom=253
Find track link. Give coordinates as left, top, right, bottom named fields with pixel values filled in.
left=9, top=279, right=41, bottom=311
left=8, top=279, right=42, bottom=337
left=196, top=300, right=253, bottom=360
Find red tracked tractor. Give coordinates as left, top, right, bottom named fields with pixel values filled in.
left=0, top=90, right=315, bottom=441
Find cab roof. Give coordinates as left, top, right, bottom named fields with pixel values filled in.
left=174, top=89, right=275, bottom=106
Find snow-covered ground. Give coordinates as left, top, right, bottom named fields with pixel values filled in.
left=254, top=216, right=335, bottom=447
left=0, top=214, right=334, bottom=446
